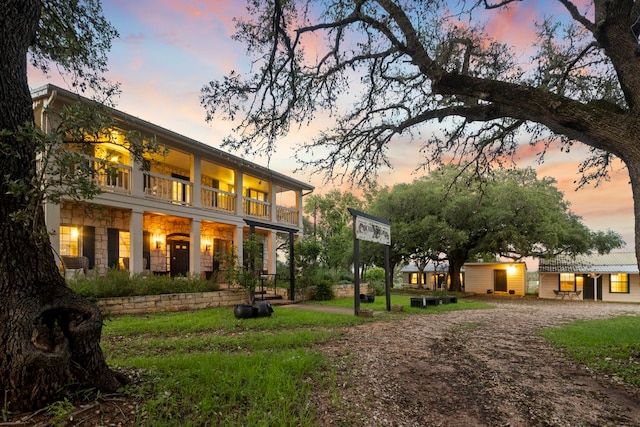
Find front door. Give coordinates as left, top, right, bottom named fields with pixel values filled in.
left=494, top=269, right=508, bottom=292
left=169, top=240, right=189, bottom=277
left=583, top=276, right=602, bottom=301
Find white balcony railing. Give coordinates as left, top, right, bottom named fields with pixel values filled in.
left=143, top=171, right=192, bottom=206
left=201, top=186, right=236, bottom=213
left=80, top=156, right=132, bottom=194
left=243, top=197, right=270, bottom=219
left=276, top=206, right=299, bottom=226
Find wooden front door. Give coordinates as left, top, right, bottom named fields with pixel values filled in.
left=494, top=269, right=508, bottom=292
left=169, top=240, right=189, bottom=277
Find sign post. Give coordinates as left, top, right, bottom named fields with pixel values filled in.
left=348, top=208, right=391, bottom=315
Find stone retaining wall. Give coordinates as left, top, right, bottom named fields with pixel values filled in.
left=96, top=289, right=249, bottom=315
left=96, top=283, right=370, bottom=316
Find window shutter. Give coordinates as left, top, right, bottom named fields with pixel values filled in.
left=82, top=226, right=95, bottom=269
left=107, top=228, right=120, bottom=269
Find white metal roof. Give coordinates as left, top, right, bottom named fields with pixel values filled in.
left=538, top=252, right=638, bottom=273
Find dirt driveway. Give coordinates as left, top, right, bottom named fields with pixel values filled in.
left=312, top=297, right=640, bottom=427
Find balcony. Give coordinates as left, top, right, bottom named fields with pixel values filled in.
left=80, top=155, right=132, bottom=194
left=277, top=206, right=299, bottom=226
left=243, top=196, right=270, bottom=220
left=83, top=158, right=301, bottom=228
left=144, top=171, right=192, bottom=206
left=201, top=186, right=236, bottom=213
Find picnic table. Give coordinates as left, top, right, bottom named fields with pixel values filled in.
left=553, top=290, right=582, bottom=299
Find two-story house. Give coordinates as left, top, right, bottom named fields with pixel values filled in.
left=32, top=84, right=313, bottom=282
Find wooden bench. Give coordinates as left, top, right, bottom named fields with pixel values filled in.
left=410, top=296, right=458, bottom=308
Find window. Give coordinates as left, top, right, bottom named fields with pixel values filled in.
left=610, top=273, right=629, bottom=293
left=60, top=226, right=79, bottom=256
left=119, top=231, right=130, bottom=267
left=559, top=273, right=575, bottom=291
left=172, top=173, right=191, bottom=205
left=410, top=273, right=418, bottom=284
left=246, top=188, right=268, bottom=216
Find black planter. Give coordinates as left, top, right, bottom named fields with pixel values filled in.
left=367, top=295, right=375, bottom=303
left=234, top=304, right=257, bottom=319
left=256, top=301, right=274, bottom=317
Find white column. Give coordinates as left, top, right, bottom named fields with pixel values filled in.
left=129, top=209, right=144, bottom=274
left=191, top=219, right=202, bottom=275
left=268, top=230, right=277, bottom=273
left=131, top=156, right=145, bottom=199
left=270, top=184, right=277, bottom=223
left=297, top=191, right=304, bottom=233
left=191, top=154, right=202, bottom=208
left=45, top=201, right=61, bottom=261
left=235, top=170, right=244, bottom=216
left=235, top=225, right=244, bottom=266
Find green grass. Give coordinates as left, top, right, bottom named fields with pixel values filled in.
left=543, top=315, right=640, bottom=386
left=102, top=306, right=364, bottom=426
left=98, top=296, right=487, bottom=425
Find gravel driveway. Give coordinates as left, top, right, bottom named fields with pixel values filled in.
left=312, top=297, right=640, bottom=427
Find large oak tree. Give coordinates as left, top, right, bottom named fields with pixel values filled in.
left=368, top=166, right=623, bottom=291
left=202, top=0, right=640, bottom=264
left=1, top=0, right=126, bottom=412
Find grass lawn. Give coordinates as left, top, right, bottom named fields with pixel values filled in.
left=102, top=305, right=369, bottom=426
left=99, top=294, right=488, bottom=425
left=97, top=295, right=640, bottom=425
left=542, top=314, right=640, bottom=387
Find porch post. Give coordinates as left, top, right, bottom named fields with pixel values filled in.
left=131, top=155, right=145, bottom=199
left=191, top=154, right=201, bottom=208
left=297, top=191, right=304, bottom=232
left=129, top=209, right=144, bottom=274
left=270, top=184, right=277, bottom=223
left=235, top=170, right=244, bottom=216
left=267, top=230, right=277, bottom=274
left=190, top=219, right=201, bottom=275
left=234, top=225, right=244, bottom=267
left=44, top=201, right=61, bottom=266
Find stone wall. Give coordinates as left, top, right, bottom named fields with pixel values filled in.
left=95, top=283, right=370, bottom=316
left=272, top=283, right=369, bottom=301
left=96, top=289, right=249, bottom=316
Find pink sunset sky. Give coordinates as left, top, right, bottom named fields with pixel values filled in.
left=27, top=0, right=635, bottom=250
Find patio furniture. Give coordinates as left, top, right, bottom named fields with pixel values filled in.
left=61, top=255, right=89, bottom=279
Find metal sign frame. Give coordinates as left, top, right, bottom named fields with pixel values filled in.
left=347, top=208, right=392, bottom=315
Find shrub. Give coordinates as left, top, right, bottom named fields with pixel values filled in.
left=364, top=267, right=387, bottom=295
left=338, top=272, right=353, bottom=282
left=67, top=269, right=220, bottom=299
left=313, top=276, right=335, bottom=301
left=364, top=267, right=385, bottom=284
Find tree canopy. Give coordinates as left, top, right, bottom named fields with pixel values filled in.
left=202, top=0, right=640, bottom=265
left=367, top=166, right=623, bottom=291
left=303, top=190, right=363, bottom=272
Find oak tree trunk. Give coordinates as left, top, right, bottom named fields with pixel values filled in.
left=0, top=0, right=125, bottom=412
left=448, top=254, right=466, bottom=293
